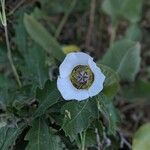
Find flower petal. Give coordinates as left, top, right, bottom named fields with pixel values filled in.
left=59, top=52, right=93, bottom=78
left=88, top=59, right=105, bottom=97
left=74, top=52, right=93, bottom=64
left=57, top=76, right=89, bottom=101
left=59, top=53, right=77, bottom=78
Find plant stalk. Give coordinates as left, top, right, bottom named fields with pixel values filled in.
left=4, top=25, right=22, bottom=87
left=1, top=0, right=22, bottom=87
left=110, top=24, right=117, bottom=46
left=55, top=0, right=77, bottom=38
left=80, top=130, right=86, bottom=150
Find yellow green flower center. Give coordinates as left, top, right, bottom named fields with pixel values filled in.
left=70, top=65, right=94, bottom=89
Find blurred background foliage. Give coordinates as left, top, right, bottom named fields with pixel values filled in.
left=0, top=0, right=149, bottom=150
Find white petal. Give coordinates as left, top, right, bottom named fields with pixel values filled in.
left=73, top=52, right=93, bottom=64
left=88, top=59, right=105, bottom=97
left=59, top=52, right=93, bottom=78
left=57, top=76, right=89, bottom=101
left=59, top=53, right=77, bottom=78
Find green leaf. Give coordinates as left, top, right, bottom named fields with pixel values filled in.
left=106, top=102, right=120, bottom=134
left=102, top=0, right=143, bottom=23
left=122, top=0, right=143, bottom=23
left=101, top=39, right=141, bottom=81
left=98, top=64, right=120, bottom=97
left=96, top=95, right=120, bottom=134
left=31, top=8, right=46, bottom=20
left=48, top=131, right=65, bottom=150
left=23, top=14, right=65, bottom=61
left=85, top=129, right=97, bottom=147
left=132, top=123, right=150, bottom=150
left=14, top=10, right=49, bottom=88
left=1, top=85, right=35, bottom=116
left=125, top=23, right=142, bottom=41
left=61, top=99, right=98, bottom=140
left=33, top=81, right=61, bottom=118
left=0, top=124, right=26, bottom=150
left=102, top=0, right=122, bottom=24
left=24, top=44, right=48, bottom=89
left=12, top=85, right=35, bottom=111
left=13, top=8, right=29, bottom=54
left=25, top=118, right=64, bottom=150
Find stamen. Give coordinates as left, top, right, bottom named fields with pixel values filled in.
left=77, top=71, right=89, bottom=83
left=70, top=65, right=94, bottom=89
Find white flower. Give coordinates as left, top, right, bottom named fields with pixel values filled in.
left=57, top=52, right=105, bottom=101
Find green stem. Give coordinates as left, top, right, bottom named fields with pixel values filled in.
left=1, top=0, right=6, bottom=26
left=0, top=12, right=2, bottom=23
left=4, top=25, right=22, bottom=88
left=0, top=0, right=22, bottom=87
left=110, top=24, right=117, bottom=46
left=55, top=0, right=77, bottom=38
left=80, top=130, right=86, bottom=150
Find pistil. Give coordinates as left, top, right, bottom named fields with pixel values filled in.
left=70, top=65, right=94, bottom=89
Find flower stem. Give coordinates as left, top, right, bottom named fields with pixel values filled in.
left=4, top=25, right=22, bottom=88
left=80, top=130, right=86, bottom=150
left=0, top=0, right=22, bottom=87
left=55, top=0, right=77, bottom=38
left=110, top=24, right=117, bottom=46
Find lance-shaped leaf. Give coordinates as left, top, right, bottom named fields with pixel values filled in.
left=121, top=0, right=143, bottom=23
left=125, top=23, right=142, bottom=42
left=101, top=39, right=141, bottom=81
left=24, top=14, right=65, bottom=61
left=61, top=99, right=98, bottom=140
left=13, top=8, right=28, bottom=54
left=102, top=0, right=143, bottom=23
